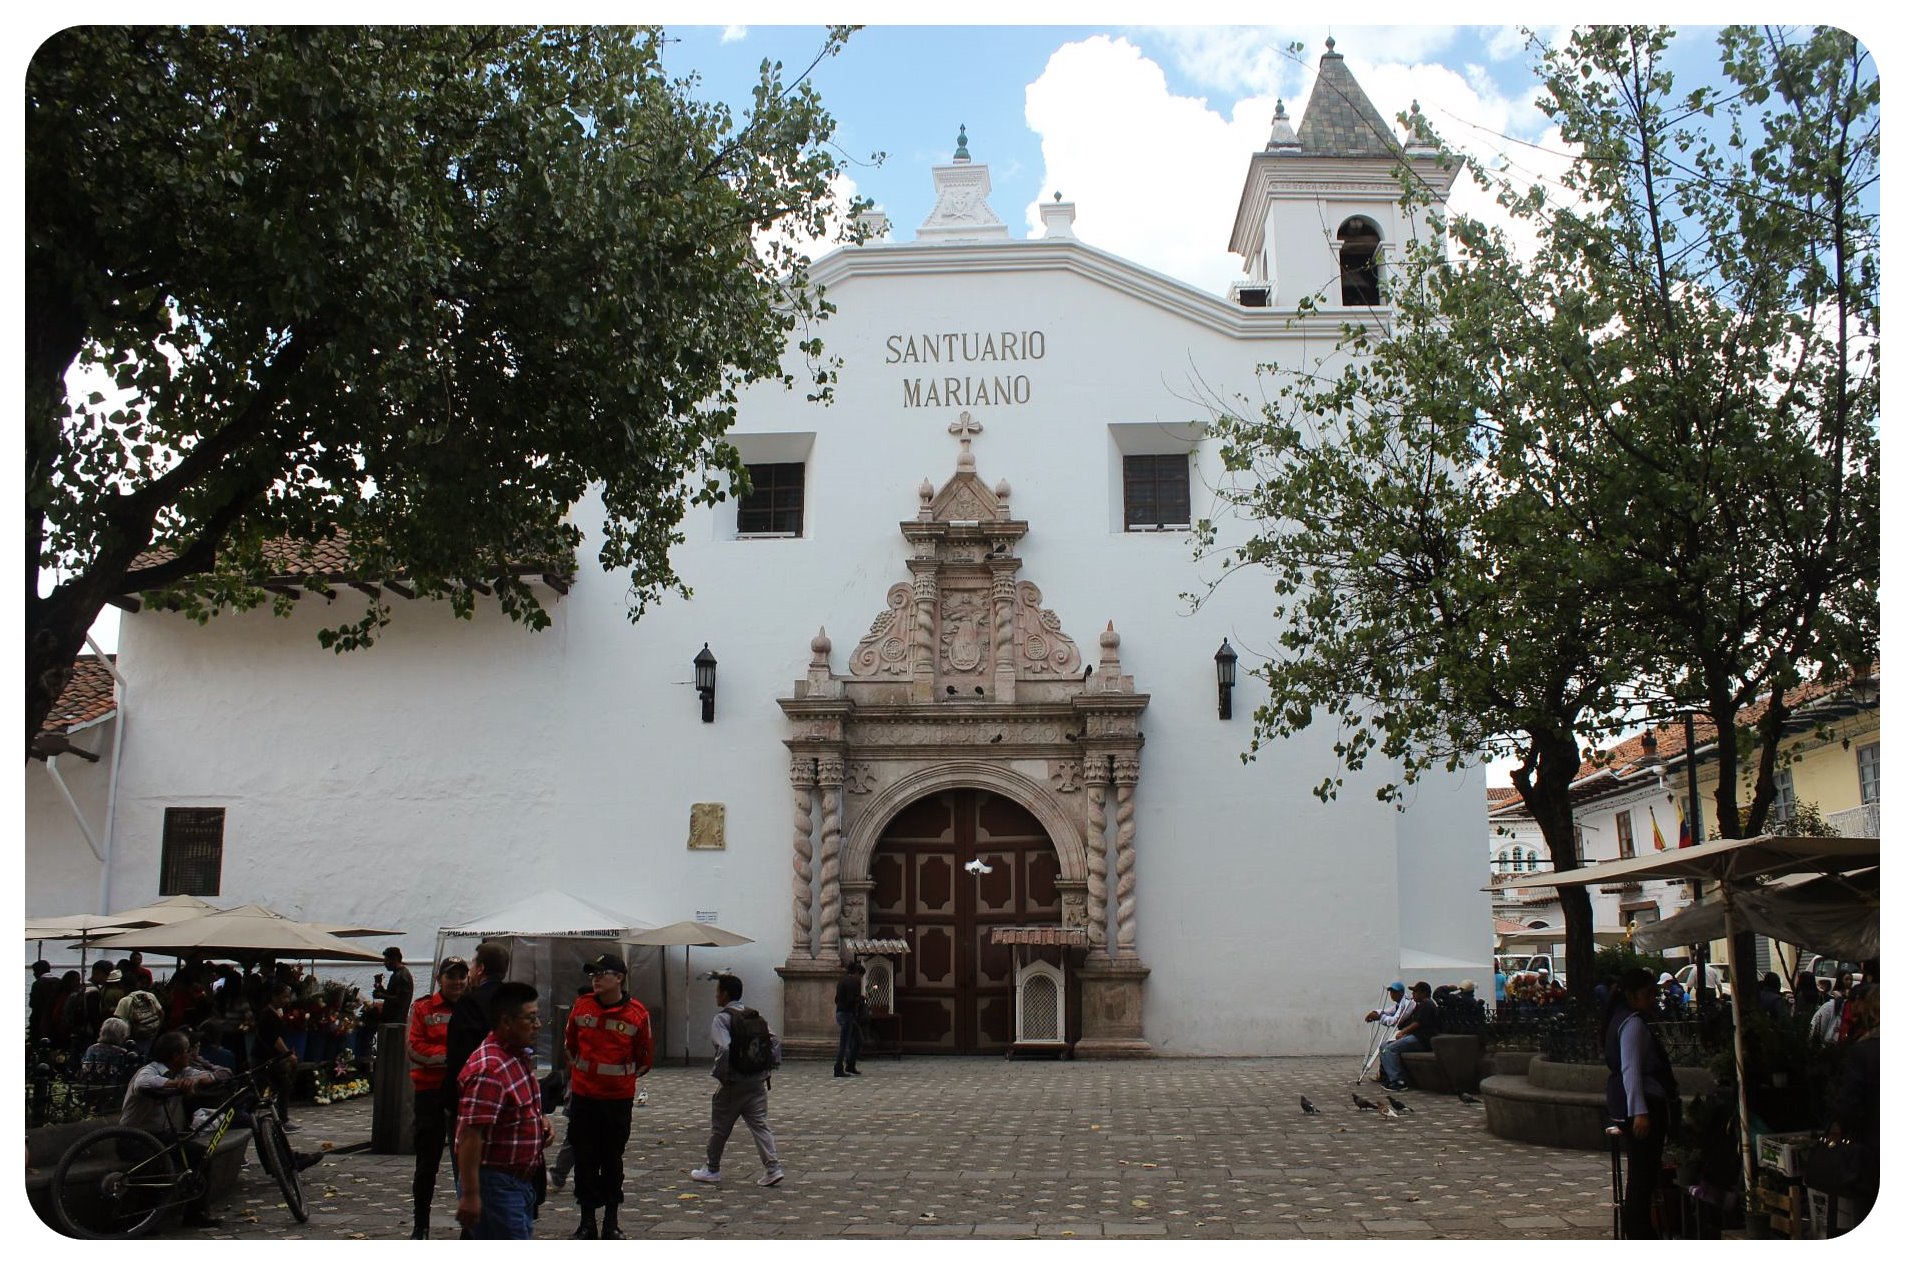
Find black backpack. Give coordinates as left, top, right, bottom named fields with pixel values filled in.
left=727, top=1007, right=779, bottom=1076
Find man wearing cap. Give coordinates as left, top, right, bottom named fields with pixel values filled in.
left=407, top=956, right=470, bottom=1239
left=562, top=953, right=653, bottom=1239
left=1363, top=981, right=1415, bottom=1087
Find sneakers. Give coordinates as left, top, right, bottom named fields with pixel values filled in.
left=292, top=1151, right=323, bottom=1171
left=279, top=1121, right=302, bottom=1134
left=550, top=1167, right=570, bottom=1191
left=690, top=1166, right=722, bottom=1183
left=601, top=1226, right=627, bottom=1239
left=636, top=1088, right=649, bottom=1106
left=834, top=1067, right=848, bottom=1078
left=758, top=1168, right=786, bottom=1187
left=846, top=1065, right=861, bottom=1075
left=571, top=1221, right=597, bottom=1240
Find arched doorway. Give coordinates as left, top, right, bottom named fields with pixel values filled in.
left=868, top=789, right=1061, bottom=1053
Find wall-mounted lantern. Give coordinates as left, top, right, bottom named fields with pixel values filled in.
left=1215, top=638, right=1238, bottom=720
left=694, top=643, right=718, bottom=723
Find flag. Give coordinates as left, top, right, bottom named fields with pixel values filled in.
left=1677, top=807, right=1693, bottom=849
left=1649, top=806, right=1669, bottom=851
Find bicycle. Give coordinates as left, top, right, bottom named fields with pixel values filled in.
left=48, top=1061, right=309, bottom=1238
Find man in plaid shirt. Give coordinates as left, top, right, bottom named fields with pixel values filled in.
left=454, top=981, right=552, bottom=1239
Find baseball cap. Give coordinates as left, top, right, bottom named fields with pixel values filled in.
left=1459, top=979, right=1476, bottom=992
left=436, top=956, right=469, bottom=977
left=585, top=953, right=628, bottom=976
left=1657, top=971, right=1675, bottom=986
left=1387, top=980, right=1405, bottom=993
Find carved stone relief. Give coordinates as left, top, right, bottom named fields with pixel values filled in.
left=842, top=891, right=869, bottom=940
left=1047, top=759, right=1081, bottom=793
left=1015, top=582, right=1081, bottom=676
left=939, top=590, right=992, bottom=677
left=843, top=762, right=878, bottom=795
left=849, top=584, right=916, bottom=677
left=1061, top=891, right=1087, bottom=930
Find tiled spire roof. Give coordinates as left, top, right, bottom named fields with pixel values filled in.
left=1293, top=38, right=1400, bottom=157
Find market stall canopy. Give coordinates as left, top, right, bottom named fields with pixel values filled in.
left=624, top=920, right=753, bottom=948
left=1497, top=928, right=1629, bottom=950
left=1632, top=868, right=1879, bottom=961
left=83, top=903, right=385, bottom=961
left=1542, top=834, right=1878, bottom=890
left=439, top=889, right=655, bottom=939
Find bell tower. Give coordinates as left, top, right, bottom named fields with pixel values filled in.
left=1226, top=37, right=1452, bottom=309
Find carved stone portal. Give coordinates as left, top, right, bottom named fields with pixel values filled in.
left=779, top=419, right=1151, bottom=1059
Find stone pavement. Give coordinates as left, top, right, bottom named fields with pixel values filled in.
left=165, top=1057, right=1615, bottom=1240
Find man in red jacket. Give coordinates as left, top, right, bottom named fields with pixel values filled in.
left=562, top=952, right=653, bottom=1239
left=406, top=956, right=468, bottom=1238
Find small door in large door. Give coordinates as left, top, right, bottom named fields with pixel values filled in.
left=867, top=788, right=1060, bottom=1053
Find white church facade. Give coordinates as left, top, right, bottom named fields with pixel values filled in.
left=27, top=46, right=1490, bottom=1058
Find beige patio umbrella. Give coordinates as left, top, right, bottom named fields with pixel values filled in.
left=84, top=903, right=384, bottom=962
left=306, top=921, right=406, bottom=939
left=624, top=921, right=755, bottom=1064
left=26, top=912, right=165, bottom=971
left=102, top=894, right=224, bottom=925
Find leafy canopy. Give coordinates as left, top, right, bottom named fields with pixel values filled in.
left=26, top=26, right=868, bottom=750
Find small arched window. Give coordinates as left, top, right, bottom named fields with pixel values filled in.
left=1511, top=845, right=1525, bottom=872
left=1338, top=216, right=1382, bottom=305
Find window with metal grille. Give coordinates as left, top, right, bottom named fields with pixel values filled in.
left=1122, top=454, right=1190, bottom=530
left=1616, top=811, right=1635, bottom=858
left=1020, top=974, right=1060, bottom=1041
left=160, top=807, right=225, bottom=896
left=736, top=462, right=804, bottom=536
left=1856, top=741, right=1880, bottom=805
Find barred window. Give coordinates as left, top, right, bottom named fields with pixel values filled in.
left=737, top=462, right=805, bottom=536
left=1122, top=454, right=1190, bottom=530
left=160, top=808, right=225, bottom=896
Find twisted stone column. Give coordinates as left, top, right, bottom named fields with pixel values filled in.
left=1083, top=754, right=1112, bottom=958
left=816, top=755, right=846, bottom=961
left=990, top=572, right=1016, bottom=693
left=1113, top=755, right=1140, bottom=955
left=910, top=570, right=939, bottom=695
left=788, top=756, right=817, bottom=961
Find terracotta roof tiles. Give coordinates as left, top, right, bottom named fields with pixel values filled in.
left=40, top=655, right=116, bottom=736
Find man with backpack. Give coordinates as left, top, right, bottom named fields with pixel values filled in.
left=690, top=973, right=784, bottom=1187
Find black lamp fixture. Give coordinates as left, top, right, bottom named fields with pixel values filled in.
left=693, top=643, right=718, bottom=723
left=1214, top=638, right=1238, bottom=720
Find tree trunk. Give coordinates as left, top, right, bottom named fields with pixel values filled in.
left=1510, top=727, right=1593, bottom=992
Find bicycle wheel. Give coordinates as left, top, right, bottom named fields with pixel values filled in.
left=251, top=1112, right=309, bottom=1223
left=49, top=1126, right=180, bottom=1239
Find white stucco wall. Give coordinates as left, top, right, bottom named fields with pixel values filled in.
left=28, top=168, right=1487, bottom=1055
left=24, top=720, right=117, bottom=930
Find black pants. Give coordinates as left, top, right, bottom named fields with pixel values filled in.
left=569, top=1093, right=633, bottom=1214
left=1620, top=1108, right=1667, bottom=1239
left=264, top=1057, right=292, bottom=1124
left=412, top=1085, right=449, bottom=1212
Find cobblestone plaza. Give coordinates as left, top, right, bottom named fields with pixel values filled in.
left=131, top=1056, right=1613, bottom=1241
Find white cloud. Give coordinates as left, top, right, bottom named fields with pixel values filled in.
left=1019, top=32, right=1563, bottom=295
left=721, top=26, right=748, bottom=44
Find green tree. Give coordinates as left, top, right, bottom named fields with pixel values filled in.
left=1199, top=25, right=1878, bottom=989
left=26, top=26, right=866, bottom=755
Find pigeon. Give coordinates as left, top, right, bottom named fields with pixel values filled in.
left=946, top=685, right=957, bottom=696
left=1299, top=1096, right=1320, bottom=1115
left=1352, top=1093, right=1379, bottom=1112
left=1064, top=733, right=1078, bottom=742
left=1458, top=1092, right=1482, bottom=1105
left=1082, top=665, right=1094, bottom=682
left=973, top=685, right=984, bottom=696
left=989, top=734, right=1004, bottom=744
left=1378, top=1105, right=1401, bottom=1120
left=1387, top=1095, right=1414, bottom=1114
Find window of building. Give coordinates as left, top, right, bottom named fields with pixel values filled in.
left=736, top=462, right=805, bottom=536
left=1857, top=741, right=1880, bottom=805
left=1510, top=845, right=1525, bottom=872
left=1771, top=767, right=1796, bottom=824
left=1616, top=810, right=1635, bottom=858
left=1122, top=454, right=1191, bottom=531
left=1338, top=216, right=1383, bottom=305
left=160, top=807, right=225, bottom=896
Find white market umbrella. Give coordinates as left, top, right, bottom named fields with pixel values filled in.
left=102, top=894, right=224, bottom=925
left=625, top=921, right=755, bottom=1064
left=84, top=903, right=384, bottom=962
left=27, top=912, right=163, bottom=971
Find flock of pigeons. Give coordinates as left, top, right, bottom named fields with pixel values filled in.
left=1299, top=1091, right=1484, bottom=1121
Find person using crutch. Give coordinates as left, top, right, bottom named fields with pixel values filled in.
left=1359, top=982, right=1411, bottom=1085
left=1602, top=967, right=1678, bottom=1239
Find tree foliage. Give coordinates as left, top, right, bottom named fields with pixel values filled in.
left=26, top=25, right=866, bottom=753
left=1198, top=25, right=1878, bottom=985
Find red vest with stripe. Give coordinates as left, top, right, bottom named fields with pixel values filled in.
left=566, top=992, right=652, bottom=1100
left=407, top=993, right=455, bottom=1090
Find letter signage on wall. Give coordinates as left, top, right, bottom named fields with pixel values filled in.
left=885, top=329, right=1045, bottom=407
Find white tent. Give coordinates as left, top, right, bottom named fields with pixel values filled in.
left=435, top=890, right=662, bottom=1067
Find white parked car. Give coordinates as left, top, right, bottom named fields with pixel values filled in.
left=1673, top=962, right=1731, bottom=998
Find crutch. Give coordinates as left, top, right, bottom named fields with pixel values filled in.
left=1606, top=1125, right=1626, bottom=1239
left=1356, top=988, right=1391, bottom=1084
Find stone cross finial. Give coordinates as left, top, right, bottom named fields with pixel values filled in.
left=950, top=411, right=983, bottom=470
left=954, top=123, right=970, bottom=161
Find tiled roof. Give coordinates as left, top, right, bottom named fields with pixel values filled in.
left=126, top=530, right=574, bottom=598
left=1293, top=43, right=1399, bottom=157
left=40, top=655, right=116, bottom=736
left=1488, top=666, right=1876, bottom=812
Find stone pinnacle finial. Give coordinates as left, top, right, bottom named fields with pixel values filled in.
left=1097, top=620, right=1123, bottom=682
left=1325, top=35, right=1337, bottom=54
left=811, top=626, right=833, bottom=661
left=954, top=123, right=970, bottom=161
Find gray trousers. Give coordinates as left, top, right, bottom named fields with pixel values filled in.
left=707, top=1080, right=778, bottom=1171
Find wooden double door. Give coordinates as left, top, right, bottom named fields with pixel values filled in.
left=868, top=789, right=1061, bottom=1053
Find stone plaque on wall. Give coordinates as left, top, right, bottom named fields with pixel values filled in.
left=687, top=802, right=726, bottom=850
